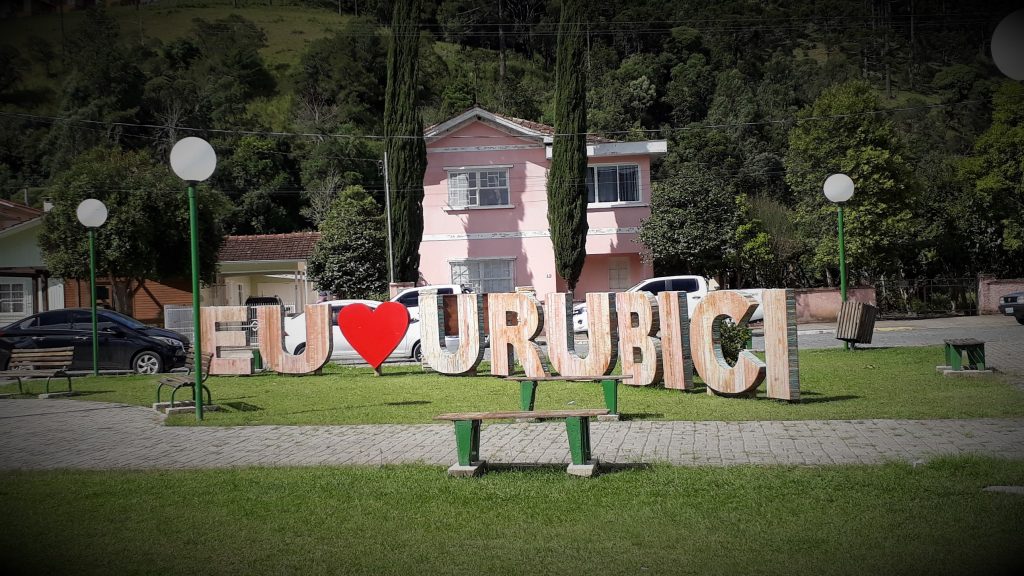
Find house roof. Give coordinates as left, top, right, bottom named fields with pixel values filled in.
left=0, top=199, right=42, bottom=233
left=424, top=106, right=615, bottom=144
left=218, top=232, right=321, bottom=263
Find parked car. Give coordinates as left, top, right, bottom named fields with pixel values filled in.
left=572, top=275, right=765, bottom=333
left=283, top=300, right=423, bottom=363
left=998, top=291, right=1024, bottom=325
left=390, top=284, right=473, bottom=320
left=0, top=308, right=189, bottom=373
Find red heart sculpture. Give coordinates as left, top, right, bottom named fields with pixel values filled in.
left=337, top=302, right=411, bottom=369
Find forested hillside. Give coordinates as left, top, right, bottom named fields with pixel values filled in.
left=1, top=0, right=1021, bottom=304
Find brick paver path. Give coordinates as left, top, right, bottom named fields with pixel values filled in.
left=2, top=400, right=1022, bottom=470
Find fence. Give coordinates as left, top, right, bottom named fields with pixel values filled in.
left=875, top=277, right=978, bottom=317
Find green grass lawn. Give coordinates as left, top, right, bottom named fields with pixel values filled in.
left=2, top=457, right=1022, bottom=575
left=13, top=345, right=1023, bottom=426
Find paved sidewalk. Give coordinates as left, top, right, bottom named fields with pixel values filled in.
left=1, top=400, right=1022, bottom=471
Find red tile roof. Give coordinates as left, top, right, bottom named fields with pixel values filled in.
left=0, top=199, right=42, bottom=232
left=493, top=111, right=616, bottom=143
left=219, top=232, right=321, bottom=262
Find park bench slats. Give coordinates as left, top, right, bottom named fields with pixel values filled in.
left=435, top=408, right=609, bottom=421
left=0, top=347, right=75, bottom=395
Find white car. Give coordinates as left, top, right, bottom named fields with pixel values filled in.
left=283, top=299, right=422, bottom=363
left=390, top=284, right=473, bottom=320
left=572, top=276, right=764, bottom=333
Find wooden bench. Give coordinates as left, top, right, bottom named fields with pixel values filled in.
left=435, top=408, right=608, bottom=476
left=504, top=375, right=631, bottom=420
left=156, top=352, right=214, bottom=408
left=944, top=338, right=986, bottom=371
left=0, top=347, right=74, bottom=395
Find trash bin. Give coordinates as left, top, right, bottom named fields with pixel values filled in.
left=835, top=301, right=877, bottom=344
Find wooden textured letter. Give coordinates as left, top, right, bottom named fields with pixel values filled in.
left=200, top=306, right=252, bottom=376
left=690, top=291, right=766, bottom=396
left=257, top=304, right=331, bottom=375
left=657, top=291, right=693, bottom=390
left=615, top=291, right=662, bottom=386
left=545, top=292, right=617, bottom=377
left=487, top=292, right=547, bottom=378
left=762, top=289, right=800, bottom=400
left=420, top=289, right=485, bottom=375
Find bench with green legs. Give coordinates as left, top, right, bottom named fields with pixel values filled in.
left=939, top=338, right=992, bottom=376
left=435, top=409, right=609, bottom=477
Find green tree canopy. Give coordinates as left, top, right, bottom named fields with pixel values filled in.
left=38, top=147, right=229, bottom=312
left=546, top=0, right=589, bottom=293
left=306, top=185, right=388, bottom=299
left=785, top=80, right=921, bottom=285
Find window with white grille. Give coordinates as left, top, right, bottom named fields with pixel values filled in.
left=608, top=258, right=631, bottom=291
left=585, top=164, right=640, bottom=204
left=447, top=168, right=511, bottom=208
left=0, top=282, right=26, bottom=314
left=450, top=259, right=515, bottom=293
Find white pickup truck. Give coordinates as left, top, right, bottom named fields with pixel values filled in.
left=572, top=275, right=764, bottom=333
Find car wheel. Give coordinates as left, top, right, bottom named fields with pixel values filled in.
left=132, top=351, right=163, bottom=374
left=412, top=342, right=422, bottom=363
left=294, top=343, right=306, bottom=355
left=1017, top=316, right=1024, bottom=325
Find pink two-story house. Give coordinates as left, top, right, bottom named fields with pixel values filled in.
left=419, top=107, right=667, bottom=298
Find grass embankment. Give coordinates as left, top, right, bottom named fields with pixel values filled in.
left=2, top=457, right=1023, bottom=575
left=27, top=345, right=1024, bottom=425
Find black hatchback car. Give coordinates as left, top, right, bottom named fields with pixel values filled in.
left=0, top=309, right=189, bottom=373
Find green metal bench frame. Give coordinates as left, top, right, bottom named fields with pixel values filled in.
left=156, top=352, right=214, bottom=408
left=944, top=339, right=986, bottom=371
left=506, top=375, right=628, bottom=417
left=436, top=409, right=609, bottom=467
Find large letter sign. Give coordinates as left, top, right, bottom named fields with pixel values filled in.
left=200, top=306, right=253, bottom=375
left=546, top=292, right=617, bottom=377
left=227, top=286, right=801, bottom=401
left=487, top=292, right=547, bottom=378
left=420, top=289, right=486, bottom=375
left=689, top=291, right=766, bottom=396
left=257, top=304, right=332, bottom=374
left=616, top=291, right=663, bottom=387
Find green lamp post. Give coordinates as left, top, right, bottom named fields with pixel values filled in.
left=75, top=198, right=107, bottom=376
left=169, top=137, right=217, bottom=421
left=824, top=173, right=855, bottom=351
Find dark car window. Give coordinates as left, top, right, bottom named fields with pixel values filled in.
left=15, top=316, right=39, bottom=329
left=99, top=310, right=147, bottom=330
left=670, top=278, right=699, bottom=293
left=637, top=280, right=667, bottom=294
left=35, top=310, right=70, bottom=330
left=397, top=293, right=419, bottom=307
left=330, top=306, right=343, bottom=326
left=70, top=310, right=93, bottom=329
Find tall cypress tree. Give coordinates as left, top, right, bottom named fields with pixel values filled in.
left=384, top=0, right=427, bottom=283
left=547, top=0, right=589, bottom=293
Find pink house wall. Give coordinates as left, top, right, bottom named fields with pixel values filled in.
left=420, top=119, right=655, bottom=298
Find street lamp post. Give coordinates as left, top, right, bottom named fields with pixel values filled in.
left=76, top=199, right=108, bottom=376
left=170, top=137, right=217, bottom=421
left=824, top=173, right=855, bottom=351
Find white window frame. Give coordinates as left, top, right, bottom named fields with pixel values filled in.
left=586, top=163, right=642, bottom=206
left=449, top=257, right=516, bottom=294
left=445, top=165, right=513, bottom=209
left=0, top=282, right=26, bottom=314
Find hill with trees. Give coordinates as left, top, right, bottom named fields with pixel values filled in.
left=1, top=0, right=1020, bottom=311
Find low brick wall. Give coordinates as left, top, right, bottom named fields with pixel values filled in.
left=794, top=287, right=877, bottom=323
left=978, top=278, right=1024, bottom=314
